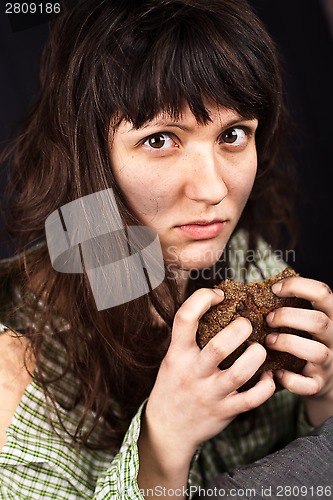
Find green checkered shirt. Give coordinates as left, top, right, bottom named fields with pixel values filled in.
left=0, top=231, right=312, bottom=499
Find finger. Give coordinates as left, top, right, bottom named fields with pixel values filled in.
left=171, top=288, right=224, bottom=349
left=266, top=307, right=332, bottom=345
left=226, top=371, right=275, bottom=414
left=272, top=276, right=333, bottom=319
left=221, top=342, right=267, bottom=392
left=198, top=317, right=252, bottom=377
left=266, top=333, right=330, bottom=365
left=274, top=369, right=324, bottom=397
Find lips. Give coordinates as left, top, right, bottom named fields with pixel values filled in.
left=178, top=219, right=226, bottom=226
left=176, top=220, right=227, bottom=239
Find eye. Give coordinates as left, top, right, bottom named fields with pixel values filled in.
left=143, top=133, right=176, bottom=150
left=220, top=127, right=248, bottom=146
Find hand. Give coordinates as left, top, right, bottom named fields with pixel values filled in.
left=266, top=276, right=333, bottom=426
left=138, top=288, right=275, bottom=496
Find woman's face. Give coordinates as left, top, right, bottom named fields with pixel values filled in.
left=110, top=103, right=258, bottom=270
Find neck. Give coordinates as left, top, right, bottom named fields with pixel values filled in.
left=173, top=268, right=191, bottom=302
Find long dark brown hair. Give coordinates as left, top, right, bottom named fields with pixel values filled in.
left=0, top=0, right=296, bottom=450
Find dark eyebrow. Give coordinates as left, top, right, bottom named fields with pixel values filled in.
left=129, top=121, right=192, bottom=132
left=145, top=122, right=193, bottom=132
left=130, top=116, right=254, bottom=133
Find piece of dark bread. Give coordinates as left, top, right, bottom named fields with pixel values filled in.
left=196, top=268, right=312, bottom=391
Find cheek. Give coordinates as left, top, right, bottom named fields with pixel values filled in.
left=111, top=147, right=153, bottom=215
left=227, top=154, right=257, bottom=205
left=242, top=164, right=257, bottom=198
left=117, top=172, right=157, bottom=216
left=113, top=162, right=176, bottom=221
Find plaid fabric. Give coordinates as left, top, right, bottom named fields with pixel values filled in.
left=0, top=231, right=312, bottom=499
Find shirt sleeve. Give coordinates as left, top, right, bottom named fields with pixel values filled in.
left=94, top=401, right=202, bottom=500
left=93, top=402, right=145, bottom=499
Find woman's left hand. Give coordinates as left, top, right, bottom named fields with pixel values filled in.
left=265, top=275, right=333, bottom=427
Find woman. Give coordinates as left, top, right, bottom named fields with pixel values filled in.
left=0, top=0, right=332, bottom=498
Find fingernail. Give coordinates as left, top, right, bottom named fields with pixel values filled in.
left=276, top=370, right=284, bottom=378
left=213, top=289, right=224, bottom=298
left=272, top=282, right=282, bottom=294
left=266, top=311, right=275, bottom=322
left=266, top=333, right=278, bottom=345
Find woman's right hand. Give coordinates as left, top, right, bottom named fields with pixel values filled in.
left=138, top=288, right=276, bottom=497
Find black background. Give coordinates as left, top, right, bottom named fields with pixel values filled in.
left=250, top=0, right=333, bottom=289
left=0, top=0, right=332, bottom=288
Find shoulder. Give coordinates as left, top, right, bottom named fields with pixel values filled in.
left=0, top=328, right=34, bottom=374
left=0, top=329, right=34, bottom=451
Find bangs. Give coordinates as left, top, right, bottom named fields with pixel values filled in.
left=106, top=1, right=279, bottom=128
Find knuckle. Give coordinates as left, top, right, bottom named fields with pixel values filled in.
left=240, top=393, right=255, bottom=412
left=174, top=308, right=192, bottom=326
left=313, top=311, right=330, bottom=332
left=228, top=367, right=246, bottom=388
left=241, top=386, right=271, bottom=412
left=316, top=282, right=332, bottom=301
left=243, top=391, right=262, bottom=412
left=318, top=346, right=330, bottom=366
left=284, top=377, right=298, bottom=394
left=308, top=380, right=322, bottom=397
left=205, top=338, right=225, bottom=360
left=174, top=288, right=225, bottom=328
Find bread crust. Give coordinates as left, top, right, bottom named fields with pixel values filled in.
left=196, top=268, right=312, bottom=391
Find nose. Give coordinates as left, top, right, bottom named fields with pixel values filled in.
left=184, top=150, right=228, bottom=205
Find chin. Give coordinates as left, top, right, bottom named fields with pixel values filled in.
left=180, top=258, right=220, bottom=271
left=162, top=233, right=231, bottom=272
left=165, top=245, right=225, bottom=272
